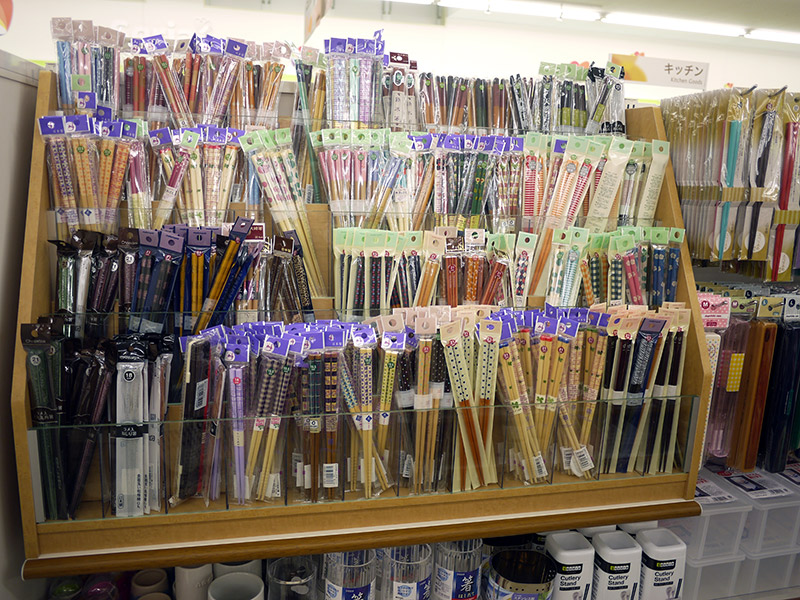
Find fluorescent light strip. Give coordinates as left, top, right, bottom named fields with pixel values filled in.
left=602, top=12, right=746, bottom=37
left=437, top=0, right=489, bottom=9
left=746, top=28, right=800, bottom=44
left=491, top=0, right=561, bottom=17
left=560, top=5, right=602, bottom=21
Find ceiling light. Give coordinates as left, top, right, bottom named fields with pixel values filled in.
left=602, top=12, right=746, bottom=37
left=437, top=0, right=489, bottom=9
left=560, top=4, right=601, bottom=21
left=388, top=0, right=435, bottom=4
left=746, top=28, right=800, bottom=44
left=490, top=0, right=561, bottom=17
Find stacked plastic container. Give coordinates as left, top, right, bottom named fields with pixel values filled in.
left=662, top=468, right=800, bottom=599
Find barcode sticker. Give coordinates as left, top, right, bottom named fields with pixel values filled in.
left=718, top=470, right=792, bottom=499
left=533, top=453, right=548, bottom=479
left=560, top=447, right=573, bottom=470
left=402, top=454, right=414, bottom=479
left=323, top=463, right=339, bottom=488
left=303, top=464, right=312, bottom=489
left=695, top=478, right=735, bottom=504
left=194, top=379, right=208, bottom=411
left=573, top=445, right=595, bottom=472
left=267, top=473, right=281, bottom=498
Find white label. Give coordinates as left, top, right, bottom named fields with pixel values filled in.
left=533, top=453, right=548, bottom=479
left=440, top=392, right=454, bottom=409
left=362, top=413, right=374, bottom=431
left=194, top=378, right=208, bottom=411
left=560, top=447, right=573, bottom=470
left=573, top=445, right=595, bottom=473
left=718, top=470, right=792, bottom=499
left=396, top=390, right=414, bottom=408
left=403, top=453, right=414, bottom=479
left=304, top=464, right=312, bottom=489
left=267, top=473, right=281, bottom=498
left=292, top=452, right=303, bottom=484
left=414, top=394, right=433, bottom=410
left=323, top=463, right=339, bottom=488
left=379, top=412, right=390, bottom=426
left=694, top=477, right=735, bottom=504
left=360, top=458, right=378, bottom=483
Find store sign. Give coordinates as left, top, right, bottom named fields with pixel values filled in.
left=610, top=54, right=709, bottom=90
left=304, top=0, right=332, bottom=43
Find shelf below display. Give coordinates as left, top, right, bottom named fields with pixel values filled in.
left=25, top=477, right=699, bottom=578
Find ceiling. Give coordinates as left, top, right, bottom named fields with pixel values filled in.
left=213, top=0, right=800, bottom=32
left=558, top=0, right=800, bottom=30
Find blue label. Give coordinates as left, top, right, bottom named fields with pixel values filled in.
left=343, top=583, right=371, bottom=600
left=453, top=569, right=478, bottom=600
left=225, top=38, right=248, bottom=58
left=418, top=576, right=432, bottom=600
left=38, top=116, right=65, bottom=136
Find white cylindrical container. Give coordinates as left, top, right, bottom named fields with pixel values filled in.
left=591, top=531, right=641, bottom=600
left=618, top=522, right=658, bottom=537
left=213, top=560, right=263, bottom=579
left=175, top=564, right=214, bottom=600
left=578, top=526, right=617, bottom=540
left=545, top=531, right=595, bottom=600
left=131, top=568, right=169, bottom=598
left=207, top=572, right=265, bottom=600
left=636, top=528, right=686, bottom=600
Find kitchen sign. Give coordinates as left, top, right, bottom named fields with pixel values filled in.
left=611, top=54, right=709, bottom=90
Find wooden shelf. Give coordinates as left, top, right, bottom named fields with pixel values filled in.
left=14, top=71, right=708, bottom=578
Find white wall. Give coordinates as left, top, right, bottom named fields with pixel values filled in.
left=0, top=53, right=48, bottom=599
left=1, top=0, right=799, bottom=100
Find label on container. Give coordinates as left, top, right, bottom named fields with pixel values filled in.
left=776, top=465, right=800, bottom=488
left=718, top=470, right=792, bottom=499
left=694, top=477, right=735, bottom=504
left=592, top=555, right=638, bottom=599
left=391, top=576, right=431, bottom=600
left=326, top=581, right=374, bottom=600
left=549, top=555, right=591, bottom=598
left=483, top=575, right=549, bottom=600
left=433, top=567, right=478, bottom=600
left=639, top=552, right=684, bottom=600
left=323, top=463, right=339, bottom=488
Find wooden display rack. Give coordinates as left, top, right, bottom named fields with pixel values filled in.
left=11, top=71, right=710, bottom=578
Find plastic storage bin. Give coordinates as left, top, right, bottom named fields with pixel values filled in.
left=714, top=469, right=800, bottom=554
left=684, top=553, right=744, bottom=600
left=661, top=469, right=752, bottom=560
left=733, top=547, right=796, bottom=596
left=789, top=552, right=800, bottom=588
left=683, top=553, right=744, bottom=600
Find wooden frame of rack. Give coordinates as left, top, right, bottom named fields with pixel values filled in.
left=12, top=71, right=709, bottom=578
